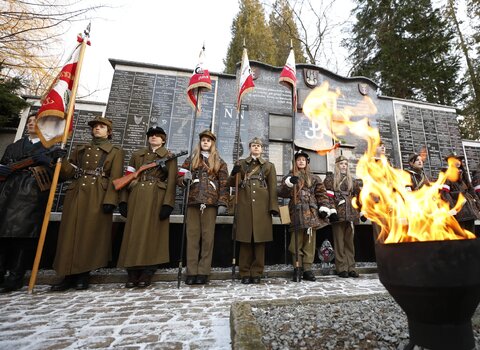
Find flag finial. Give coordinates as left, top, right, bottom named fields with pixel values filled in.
left=290, top=39, right=293, bottom=49
left=84, top=22, right=91, bottom=38
left=243, top=38, right=246, bottom=48
left=202, top=41, right=205, bottom=51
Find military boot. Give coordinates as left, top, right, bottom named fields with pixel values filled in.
left=0, top=249, right=27, bottom=293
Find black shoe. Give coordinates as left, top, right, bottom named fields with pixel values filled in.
left=251, top=276, right=261, bottom=284
left=50, top=276, right=75, bottom=292
left=195, top=275, right=208, bottom=285
left=302, top=270, right=316, bottom=282
left=125, top=270, right=141, bottom=288
left=348, top=271, right=360, bottom=278
left=185, top=275, right=197, bottom=285
left=338, top=271, right=349, bottom=278
left=241, top=276, right=251, bottom=284
left=0, top=279, right=23, bottom=293
left=137, top=273, right=152, bottom=288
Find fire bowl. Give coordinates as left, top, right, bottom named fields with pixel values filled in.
left=375, top=238, right=480, bottom=350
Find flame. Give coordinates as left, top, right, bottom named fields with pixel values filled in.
left=303, top=82, right=476, bottom=243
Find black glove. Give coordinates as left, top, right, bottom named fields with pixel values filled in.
left=32, top=152, right=52, bottom=166
left=360, top=215, right=368, bottom=222
left=47, top=146, right=68, bottom=160
left=119, top=202, right=128, bottom=218
left=319, top=211, right=328, bottom=219
left=270, top=210, right=279, bottom=216
left=230, top=164, right=241, bottom=176
left=159, top=205, right=174, bottom=220
left=329, top=213, right=339, bottom=223
left=289, top=176, right=299, bottom=184
left=0, top=165, right=12, bottom=178
left=102, top=204, right=115, bottom=214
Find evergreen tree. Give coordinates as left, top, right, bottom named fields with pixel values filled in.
left=0, top=66, right=29, bottom=128
left=269, top=0, right=306, bottom=66
left=224, top=0, right=277, bottom=74
left=345, top=0, right=462, bottom=106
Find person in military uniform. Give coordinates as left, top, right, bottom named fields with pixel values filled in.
left=51, top=116, right=124, bottom=291
left=0, top=114, right=65, bottom=292
left=229, top=137, right=279, bottom=284
left=406, top=153, right=430, bottom=191
left=177, top=130, right=229, bottom=285
left=324, top=155, right=361, bottom=278
left=278, top=150, right=332, bottom=282
left=440, top=153, right=480, bottom=234
left=472, top=163, right=480, bottom=202
left=117, top=126, right=177, bottom=288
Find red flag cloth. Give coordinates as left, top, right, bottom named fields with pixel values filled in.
left=279, top=47, right=297, bottom=111
left=187, top=47, right=212, bottom=113
left=237, top=47, right=255, bottom=111
left=35, top=37, right=83, bottom=147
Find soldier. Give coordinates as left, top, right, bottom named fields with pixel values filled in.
left=117, top=126, right=177, bottom=288
left=278, top=150, right=332, bottom=282
left=472, top=163, right=480, bottom=202
left=177, top=130, right=229, bottom=285
left=0, top=114, right=66, bottom=292
left=324, top=155, right=362, bottom=278
left=51, top=116, right=124, bottom=291
left=440, top=153, right=480, bottom=234
left=405, top=153, right=430, bottom=191
left=229, top=137, right=279, bottom=284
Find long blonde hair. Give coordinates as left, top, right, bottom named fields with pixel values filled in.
left=293, top=161, right=313, bottom=188
left=191, top=139, right=222, bottom=174
left=334, top=161, right=353, bottom=191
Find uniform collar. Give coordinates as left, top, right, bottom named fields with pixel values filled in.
left=246, top=156, right=265, bottom=165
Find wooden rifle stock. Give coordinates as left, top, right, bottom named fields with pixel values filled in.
left=0, top=157, right=36, bottom=181
left=113, top=150, right=187, bottom=191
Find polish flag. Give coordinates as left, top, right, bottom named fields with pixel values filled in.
left=237, top=46, right=255, bottom=112
left=187, top=46, right=212, bottom=113
left=279, top=47, right=297, bottom=111
left=35, top=35, right=87, bottom=147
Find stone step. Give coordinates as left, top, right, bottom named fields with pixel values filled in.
left=27, top=266, right=378, bottom=285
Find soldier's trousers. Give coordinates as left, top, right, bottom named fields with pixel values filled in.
left=186, top=206, right=216, bottom=276
left=239, top=240, right=265, bottom=278
left=288, top=229, right=316, bottom=271
left=332, top=221, right=356, bottom=273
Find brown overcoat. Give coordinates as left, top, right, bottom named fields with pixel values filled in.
left=472, top=168, right=480, bottom=201
left=178, top=155, right=229, bottom=207
left=53, top=141, right=124, bottom=275
left=117, top=146, right=177, bottom=267
left=228, top=156, right=279, bottom=243
left=278, top=171, right=331, bottom=231
left=323, top=172, right=361, bottom=223
left=441, top=177, right=480, bottom=223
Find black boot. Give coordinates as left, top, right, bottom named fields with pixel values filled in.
left=195, top=275, right=208, bottom=285
left=185, top=275, right=197, bottom=285
left=302, top=270, right=316, bottom=282
left=0, top=248, right=28, bottom=293
left=292, top=267, right=302, bottom=282
left=137, top=269, right=153, bottom=288
left=125, top=270, right=141, bottom=288
left=50, top=275, right=76, bottom=292
left=75, top=272, right=90, bottom=290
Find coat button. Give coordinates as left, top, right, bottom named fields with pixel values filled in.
left=84, top=176, right=87, bottom=178
left=86, top=154, right=90, bottom=157
left=253, top=191, right=256, bottom=193
left=82, top=183, right=85, bottom=186
left=252, top=199, right=255, bottom=202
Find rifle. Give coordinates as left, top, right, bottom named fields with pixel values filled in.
left=113, top=150, right=187, bottom=191
left=0, top=157, right=36, bottom=181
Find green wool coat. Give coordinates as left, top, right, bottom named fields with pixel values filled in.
left=228, top=156, right=279, bottom=243
left=117, top=146, right=177, bottom=267
left=53, top=141, right=124, bottom=276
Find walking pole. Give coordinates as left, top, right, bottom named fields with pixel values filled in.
left=177, top=89, right=200, bottom=288
left=231, top=106, right=242, bottom=282
left=28, top=25, right=90, bottom=294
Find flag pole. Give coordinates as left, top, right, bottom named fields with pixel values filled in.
left=28, top=25, right=90, bottom=294
left=177, top=88, right=200, bottom=288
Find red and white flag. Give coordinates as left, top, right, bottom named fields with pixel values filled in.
left=35, top=35, right=86, bottom=147
left=237, top=47, right=255, bottom=112
left=279, top=47, right=297, bottom=111
left=187, top=46, right=212, bottom=113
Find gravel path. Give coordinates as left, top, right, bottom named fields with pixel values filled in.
left=252, top=294, right=480, bottom=350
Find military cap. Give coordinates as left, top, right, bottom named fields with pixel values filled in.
left=444, top=152, right=464, bottom=161
left=248, top=137, right=263, bottom=147
left=294, top=149, right=310, bottom=163
left=146, top=125, right=167, bottom=137
left=335, top=155, right=348, bottom=163
left=199, top=129, right=216, bottom=142
left=88, top=116, right=113, bottom=129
